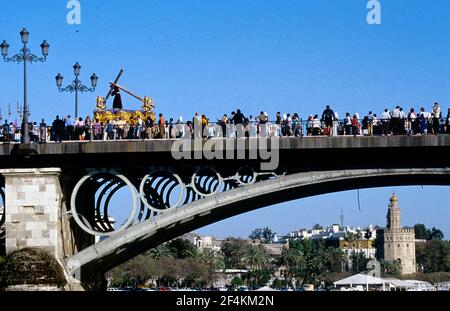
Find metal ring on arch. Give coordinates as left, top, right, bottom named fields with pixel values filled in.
left=70, top=171, right=139, bottom=237
left=139, top=170, right=186, bottom=213
left=235, top=166, right=257, bottom=187
left=191, top=167, right=223, bottom=197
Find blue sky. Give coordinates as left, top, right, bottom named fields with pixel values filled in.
left=0, top=1, right=449, bottom=238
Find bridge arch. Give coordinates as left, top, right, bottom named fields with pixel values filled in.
left=66, top=167, right=450, bottom=275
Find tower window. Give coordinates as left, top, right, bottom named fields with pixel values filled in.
left=398, top=244, right=400, bottom=248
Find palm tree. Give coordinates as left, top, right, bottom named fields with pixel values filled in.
left=186, top=248, right=202, bottom=262
left=199, top=248, right=225, bottom=269
left=281, top=248, right=305, bottom=287
left=244, top=245, right=270, bottom=270
left=147, top=245, right=172, bottom=260
left=281, top=248, right=304, bottom=270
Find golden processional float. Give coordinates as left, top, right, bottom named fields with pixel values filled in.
left=94, top=69, right=156, bottom=123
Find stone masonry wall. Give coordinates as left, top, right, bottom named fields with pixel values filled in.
left=1, top=168, right=63, bottom=257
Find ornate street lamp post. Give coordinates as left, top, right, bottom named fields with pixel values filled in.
left=55, top=62, right=98, bottom=118
left=0, top=28, right=49, bottom=144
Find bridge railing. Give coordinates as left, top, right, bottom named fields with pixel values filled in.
left=1, top=118, right=449, bottom=143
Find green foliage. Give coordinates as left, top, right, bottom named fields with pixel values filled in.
left=242, top=269, right=271, bottom=289
left=416, top=240, right=450, bottom=273
left=230, top=276, right=244, bottom=288
left=0, top=248, right=66, bottom=287
left=249, top=228, right=263, bottom=241
left=288, top=239, right=347, bottom=285
left=351, top=252, right=370, bottom=273
left=272, top=278, right=281, bottom=289
left=249, top=227, right=276, bottom=243
left=221, top=238, right=249, bottom=269
left=167, top=238, right=195, bottom=259
left=380, top=259, right=402, bottom=277
left=414, top=224, right=445, bottom=241
left=108, top=254, right=218, bottom=289
left=244, top=244, right=270, bottom=270
left=147, top=245, right=172, bottom=260
left=312, top=224, right=323, bottom=230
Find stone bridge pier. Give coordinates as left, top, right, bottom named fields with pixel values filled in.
left=0, top=168, right=95, bottom=290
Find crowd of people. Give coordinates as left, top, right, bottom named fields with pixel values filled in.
left=1, top=103, right=449, bottom=143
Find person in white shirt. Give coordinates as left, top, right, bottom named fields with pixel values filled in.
left=406, top=108, right=417, bottom=135
left=312, top=114, right=321, bottom=136
left=432, top=102, right=441, bottom=134
left=344, top=112, right=352, bottom=135
left=380, top=109, right=391, bottom=135
left=391, top=106, right=402, bottom=135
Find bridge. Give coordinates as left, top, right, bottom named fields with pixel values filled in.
left=0, top=135, right=449, bottom=289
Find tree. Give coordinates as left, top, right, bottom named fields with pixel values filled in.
left=380, top=259, right=402, bottom=277
left=313, top=224, right=323, bottom=230
left=147, top=245, right=172, bottom=260
left=430, top=227, right=444, bottom=241
left=414, top=224, right=430, bottom=240
left=322, top=247, right=346, bottom=273
left=262, top=227, right=275, bottom=244
left=416, top=240, right=450, bottom=273
left=281, top=248, right=304, bottom=270
left=249, top=228, right=263, bottom=241
left=231, top=276, right=244, bottom=289
left=167, top=238, right=195, bottom=259
left=221, top=238, right=249, bottom=269
left=199, top=248, right=225, bottom=270
left=249, top=227, right=276, bottom=243
left=244, top=244, right=270, bottom=270
left=351, top=252, right=370, bottom=273
left=414, top=224, right=445, bottom=241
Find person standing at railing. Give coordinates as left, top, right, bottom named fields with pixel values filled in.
left=446, top=109, right=450, bottom=134
left=175, top=117, right=185, bottom=139
left=2, top=120, right=10, bottom=142
left=192, top=112, right=202, bottom=139
left=75, top=117, right=85, bottom=141
left=418, top=107, right=428, bottom=135
left=201, top=114, right=208, bottom=139
left=312, top=114, right=321, bottom=136
left=406, top=108, right=416, bottom=136
left=232, top=109, right=245, bottom=126
left=84, top=116, right=92, bottom=140
left=391, top=106, right=402, bottom=135
left=39, top=119, right=47, bottom=143
left=321, top=105, right=335, bottom=136
left=219, top=114, right=228, bottom=138
left=145, top=118, right=155, bottom=139
left=52, top=115, right=65, bottom=143
left=274, top=112, right=282, bottom=137
left=248, top=115, right=257, bottom=138
left=373, top=114, right=381, bottom=135
left=351, top=114, right=360, bottom=137
left=344, top=113, right=352, bottom=136
left=158, top=113, right=165, bottom=139
left=292, top=113, right=301, bottom=137
left=92, top=119, right=102, bottom=140
left=432, top=103, right=441, bottom=135
left=65, top=115, right=75, bottom=140
left=367, top=111, right=374, bottom=136
left=257, top=111, right=268, bottom=137
left=380, top=109, right=391, bottom=136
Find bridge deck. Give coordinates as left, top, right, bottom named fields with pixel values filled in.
left=0, top=135, right=449, bottom=156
